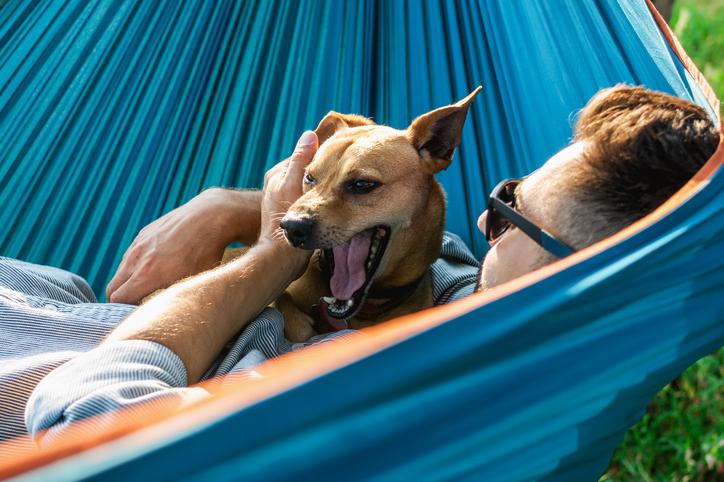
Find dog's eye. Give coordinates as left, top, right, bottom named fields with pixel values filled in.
left=304, top=172, right=316, bottom=185
left=346, top=179, right=381, bottom=194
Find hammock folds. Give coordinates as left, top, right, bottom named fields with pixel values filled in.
left=0, top=0, right=722, bottom=480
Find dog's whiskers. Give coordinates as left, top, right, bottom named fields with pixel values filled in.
left=272, top=227, right=287, bottom=241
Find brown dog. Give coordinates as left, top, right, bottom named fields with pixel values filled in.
left=269, top=87, right=481, bottom=342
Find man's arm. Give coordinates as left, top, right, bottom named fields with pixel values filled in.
left=204, top=187, right=263, bottom=246
left=106, top=188, right=262, bottom=304
left=105, top=242, right=305, bottom=383
left=106, top=131, right=319, bottom=383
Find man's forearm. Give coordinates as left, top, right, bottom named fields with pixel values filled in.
left=105, top=130, right=318, bottom=384
left=210, top=188, right=262, bottom=246
left=105, top=240, right=306, bottom=383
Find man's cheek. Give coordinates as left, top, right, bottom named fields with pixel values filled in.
left=481, top=236, right=529, bottom=289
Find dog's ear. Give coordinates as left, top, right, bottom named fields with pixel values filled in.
left=407, top=86, right=482, bottom=174
left=315, top=111, right=374, bottom=144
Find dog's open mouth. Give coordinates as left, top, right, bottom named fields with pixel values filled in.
left=320, top=226, right=391, bottom=319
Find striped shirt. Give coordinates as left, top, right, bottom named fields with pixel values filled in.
left=0, top=233, right=478, bottom=455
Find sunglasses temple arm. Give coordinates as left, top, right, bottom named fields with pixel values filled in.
left=492, top=200, right=575, bottom=258
left=540, top=233, right=575, bottom=258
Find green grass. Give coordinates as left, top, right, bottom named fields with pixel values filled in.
left=670, top=0, right=724, bottom=108
left=602, top=1, right=724, bottom=481
left=603, top=351, right=724, bottom=481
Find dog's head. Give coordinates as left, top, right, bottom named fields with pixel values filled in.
left=281, top=87, right=480, bottom=317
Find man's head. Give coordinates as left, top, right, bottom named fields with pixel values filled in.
left=477, top=85, right=720, bottom=291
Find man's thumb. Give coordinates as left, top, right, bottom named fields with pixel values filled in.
left=285, top=130, right=318, bottom=182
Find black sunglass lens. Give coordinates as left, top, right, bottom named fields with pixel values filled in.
left=486, top=179, right=520, bottom=243
left=502, top=183, right=517, bottom=205
left=489, top=209, right=511, bottom=241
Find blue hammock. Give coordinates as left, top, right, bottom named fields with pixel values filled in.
left=0, top=0, right=722, bottom=480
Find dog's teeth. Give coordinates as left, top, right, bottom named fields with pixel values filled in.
left=323, top=296, right=336, bottom=304
left=346, top=299, right=354, bottom=307
left=370, top=246, right=377, bottom=255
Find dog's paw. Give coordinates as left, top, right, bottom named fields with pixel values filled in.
left=284, top=319, right=316, bottom=343
left=275, top=293, right=316, bottom=342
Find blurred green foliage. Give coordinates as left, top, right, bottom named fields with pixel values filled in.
left=602, top=1, right=724, bottom=481
left=671, top=0, right=724, bottom=108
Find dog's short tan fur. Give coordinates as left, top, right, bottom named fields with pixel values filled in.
left=253, top=88, right=481, bottom=341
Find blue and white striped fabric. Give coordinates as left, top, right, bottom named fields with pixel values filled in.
left=0, top=232, right=478, bottom=455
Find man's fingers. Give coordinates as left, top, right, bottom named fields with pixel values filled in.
left=108, top=276, right=154, bottom=305
left=264, top=160, right=288, bottom=185
left=284, top=131, right=318, bottom=186
left=106, top=262, right=134, bottom=300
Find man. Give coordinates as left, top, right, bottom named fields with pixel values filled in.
left=0, top=85, right=718, bottom=450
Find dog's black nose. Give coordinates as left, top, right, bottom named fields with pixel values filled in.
left=280, top=216, right=315, bottom=248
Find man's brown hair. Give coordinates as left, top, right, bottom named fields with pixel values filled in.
left=563, top=85, right=719, bottom=247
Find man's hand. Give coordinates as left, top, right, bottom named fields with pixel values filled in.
left=257, top=130, right=319, bottom=271
left=106, top=188, right=262, bottom=304
left=105, top=131, right=319, bottom=383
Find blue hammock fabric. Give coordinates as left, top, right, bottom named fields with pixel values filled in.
left=0, top=0, right=722, bottom=481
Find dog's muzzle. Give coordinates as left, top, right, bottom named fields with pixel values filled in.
left=280, top=215, right=316, bottom=248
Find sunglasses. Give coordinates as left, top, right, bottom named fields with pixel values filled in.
left=485, top=178, right=575, bottom=258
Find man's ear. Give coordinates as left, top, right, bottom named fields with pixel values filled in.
left=315, top=111, right=375, bottom=144
left=407, top=86, right=482, bottom=174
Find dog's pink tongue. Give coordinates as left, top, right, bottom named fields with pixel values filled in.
left=330, top=230, right=373, bottom=300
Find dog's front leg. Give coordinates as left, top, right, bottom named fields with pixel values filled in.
left=275, top=291, right=316, bottom=342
